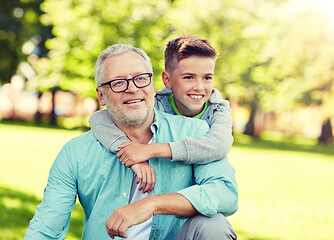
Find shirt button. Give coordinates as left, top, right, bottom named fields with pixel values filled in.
left=123, top=193, right=127, bottom=197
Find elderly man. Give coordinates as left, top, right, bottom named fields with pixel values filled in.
left=25, top=44, right=238, bottom=240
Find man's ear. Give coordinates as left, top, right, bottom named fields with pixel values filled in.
left=96, top=87, right=106, bottom=106
left=162, top=71, right=172, bottom=89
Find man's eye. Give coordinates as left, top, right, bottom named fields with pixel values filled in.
left=183, top=76, right=193, bottom=79
left=204, top=76, right=213, bottom=80
left=112, top=80, right=126, bottom=87
left=136, top=77, right=146, bottom=81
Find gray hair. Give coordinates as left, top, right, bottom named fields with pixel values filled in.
left=94, top=44, right=153, bottom=85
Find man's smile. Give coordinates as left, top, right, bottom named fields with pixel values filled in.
left=124, top=99, right=144, bottom=104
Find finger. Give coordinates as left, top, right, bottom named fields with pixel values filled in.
left=116, top=149, right=123, bottom=158
left=118, top=142, right=132, bottom=149
left=149, top=169, right=156, bottom=193
left=120, top=156, right=129, bottom=165
left=143, top=170, right=152, bottom=194
left=125, top=159, right=133, bottom=168
left=107, top=229, right=115, bottom=239
left=136, top=170, right=142, bottom=184
left=117, top=222, right=129, bottom=238
left=106, top=217, right=117, bottom=239
left=111, top=217, right=125, bottom=238
left=138, top=171, right=147, bottom=191
left=113, top=220, right=124, bottom=238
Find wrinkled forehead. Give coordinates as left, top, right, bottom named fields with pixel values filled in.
left=103, top=52, right=150, bottom=80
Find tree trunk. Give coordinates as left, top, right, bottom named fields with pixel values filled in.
left=50, top=89, right=57, bottom=126
left=244, top=105, right=257, bottom=137
left=35, top=91, right=43, bottom=124
left=318, top=119, right=333, bottom=144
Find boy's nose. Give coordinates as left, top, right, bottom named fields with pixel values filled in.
left=193, top=79, right=204, bottom=91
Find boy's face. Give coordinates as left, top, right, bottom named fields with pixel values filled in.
left=162, top=56, right=215, bottom=117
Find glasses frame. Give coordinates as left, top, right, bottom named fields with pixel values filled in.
left=98, top=72, right=153, bottom=93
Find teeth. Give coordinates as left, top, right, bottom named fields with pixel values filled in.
left=126, top=99, right=142, bottom=104
left=190, top=95, right=203, bottom=99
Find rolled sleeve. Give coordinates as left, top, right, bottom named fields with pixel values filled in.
left=177, top=158, right=238, bottom=217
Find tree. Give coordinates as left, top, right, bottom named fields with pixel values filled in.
left=0, top=0, right=50, bottom=84
left=31, top=0, right=174, bottom=99
left=266, top=0, right=334, bottom=144
left=26, top=0, right=176, bottom=125
left=167, top=0, right=290, bottom=136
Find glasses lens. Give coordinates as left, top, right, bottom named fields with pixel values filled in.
left=134, top=74, right=151, bottom=87
left=111, top=80, right=127, bottom=92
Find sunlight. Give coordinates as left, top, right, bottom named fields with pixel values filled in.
left=301, top=0, right=334, bottom=34
left=319, top=0, right=334, bottom=15
left=316, top=0, right=334, bottom=27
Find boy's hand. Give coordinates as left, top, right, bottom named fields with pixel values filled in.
left=117, top=142, right=153, bottom=167
left=131, top=163, right=155, bottom=194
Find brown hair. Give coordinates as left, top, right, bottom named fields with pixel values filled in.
left=164, top=35, right=217, bottom=74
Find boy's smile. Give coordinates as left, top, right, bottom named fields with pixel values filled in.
left=188, top=94, right=204, bottom=101
left=163, top=56, right=215, bottom=117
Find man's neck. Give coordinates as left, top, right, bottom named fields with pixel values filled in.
left=114, top=115, right=154, bottom=144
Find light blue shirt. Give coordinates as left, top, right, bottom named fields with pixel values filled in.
left=25, top=109, right=238, bottom=240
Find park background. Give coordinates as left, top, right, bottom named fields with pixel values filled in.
left=0, top=0, right=333, bottom=239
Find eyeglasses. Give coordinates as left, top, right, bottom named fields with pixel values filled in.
left=98, top=73, right=152, bottom=93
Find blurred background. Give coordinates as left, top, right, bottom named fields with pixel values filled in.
left=0, top=0, right=333, bottom=239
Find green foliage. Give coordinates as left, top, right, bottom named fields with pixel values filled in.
left=0, top=0, right=47, bottom=84
left=32, top=0, right=173, bottom=98
left=3, top=0, right=333, bottom=138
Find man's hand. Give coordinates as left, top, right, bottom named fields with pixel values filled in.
left=105, top=197, right=154, bottom=239
left=117, top=142, right=153, bottom=167
left=131, top=163, right=155, bottom=194
left=105, top=194, right=197, bottom=239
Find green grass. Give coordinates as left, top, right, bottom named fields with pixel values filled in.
left=0, top=123, right=333, bottom=240
left=0, top=123, right=83, bottom=240
left=229, top=135, right=334, bottom=240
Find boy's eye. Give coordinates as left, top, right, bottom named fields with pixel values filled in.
left=183, top=76, right=193, bottom=79
left=204, top=76, right=213, bottom=80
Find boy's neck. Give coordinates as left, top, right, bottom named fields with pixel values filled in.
left=168, top=94, right=208, bottom=119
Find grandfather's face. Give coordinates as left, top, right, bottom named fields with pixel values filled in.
left=96, top=51, right=155, bottom=128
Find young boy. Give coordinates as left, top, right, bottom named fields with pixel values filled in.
left=89, top=35, right=233, bottom=193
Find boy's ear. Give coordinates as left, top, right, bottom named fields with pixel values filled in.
left=162, top=71, right=172, bottom=89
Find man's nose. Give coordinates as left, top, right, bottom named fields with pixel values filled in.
left=125, top=79, right=139, bottom=93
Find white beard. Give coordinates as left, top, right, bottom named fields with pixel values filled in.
left=106, top=99, right=154, bottom=127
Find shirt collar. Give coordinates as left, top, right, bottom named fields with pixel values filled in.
left=150, top=108, right=160, bottom=134
left=168, top=94, right=208, bottom=119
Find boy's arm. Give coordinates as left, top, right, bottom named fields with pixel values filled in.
left=90, top=96, right=233, bottom=165
left=89, top=109, right=130, bottom=153
left=115, top=101, right=233, bottom=166
left=169, top=102, right=233, bottom=164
